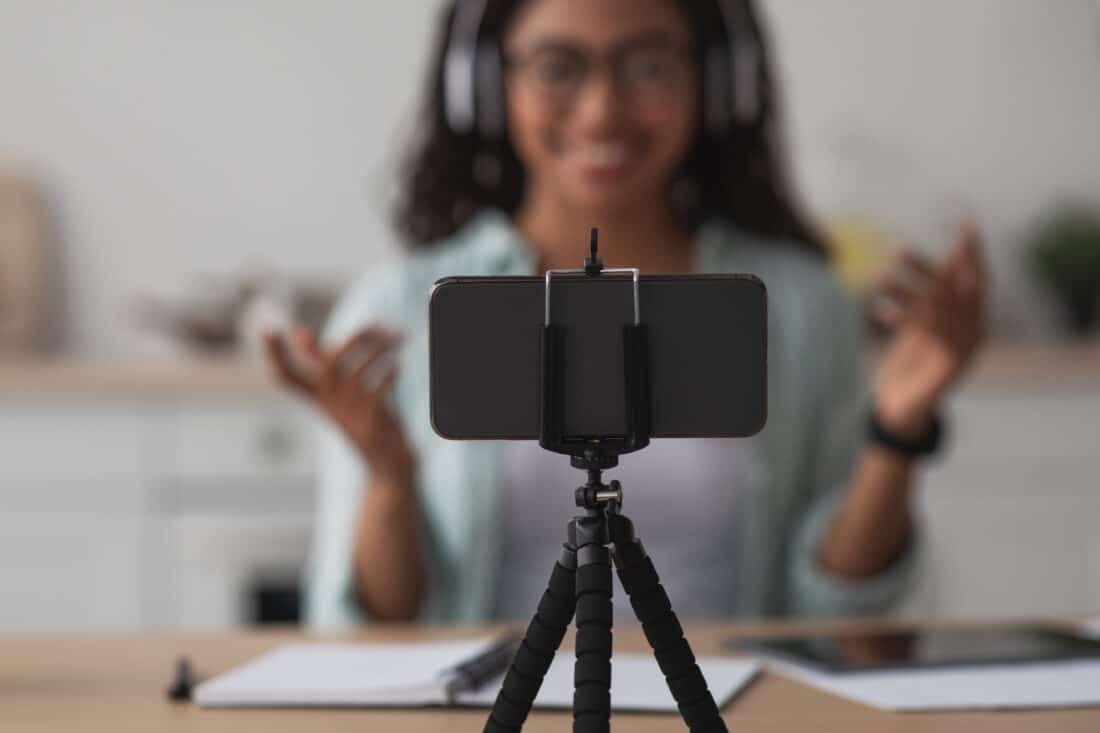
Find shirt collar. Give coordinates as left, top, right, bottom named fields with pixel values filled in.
left=462, top=209, right=537, bottom=276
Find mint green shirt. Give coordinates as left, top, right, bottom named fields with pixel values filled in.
left=305, top=211, right=919, bottom=629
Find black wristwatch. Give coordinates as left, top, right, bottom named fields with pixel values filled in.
left=868, top=409, right=945, bottom=458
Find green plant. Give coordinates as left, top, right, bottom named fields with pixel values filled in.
left=1027, top=207, right=1100, bottom=335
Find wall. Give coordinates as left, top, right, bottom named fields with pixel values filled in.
left=769, top=0, right=1100, bottom=336
left=1, top=0, right=1099, bottom=355
left=0, top=0, right=439, bottom=355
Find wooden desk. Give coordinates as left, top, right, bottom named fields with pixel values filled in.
left=4, top=621, right=1098, bottom=732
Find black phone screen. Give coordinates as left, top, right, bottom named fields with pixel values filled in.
left=429, top=274, right=767, bottom=440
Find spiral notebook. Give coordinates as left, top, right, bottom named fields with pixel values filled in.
left=194, top=637, right=760, bottom=711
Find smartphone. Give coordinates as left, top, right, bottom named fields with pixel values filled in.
left=429, top=274, right=767, bottom=440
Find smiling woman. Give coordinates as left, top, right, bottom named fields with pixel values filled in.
left=394, top=0, right=823, bottom=269
left=262, top=0, right=986, bottom=629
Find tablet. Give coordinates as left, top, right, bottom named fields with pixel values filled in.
left=729, top=624, right=1100, bottom=674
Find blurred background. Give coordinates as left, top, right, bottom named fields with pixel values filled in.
left=1, top=0, right=1098, bottom=633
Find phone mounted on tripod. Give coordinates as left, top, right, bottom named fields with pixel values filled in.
left=474, top=229, right=737, bottom=733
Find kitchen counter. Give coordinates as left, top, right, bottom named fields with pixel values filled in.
left=1, top=342, right=1098, bottom=399
left=0, top=357, right=276, bottom=398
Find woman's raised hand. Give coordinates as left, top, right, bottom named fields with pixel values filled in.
left=871, top=220, right=987, bottom=436
left=263, top=325, right=416, bottom=486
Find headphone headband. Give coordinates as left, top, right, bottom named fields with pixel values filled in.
left=443, top=0, right=760, bottom=137
left=444, top=0, right=488, bottom=134
left=717, top=0, right=761, bottom=126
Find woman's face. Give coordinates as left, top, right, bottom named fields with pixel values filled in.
left=504, top=0, right=699, bottom=214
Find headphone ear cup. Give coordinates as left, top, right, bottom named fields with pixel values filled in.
left=704, top=45, right=733, bottom=137
left=475, top=40, right=505, bottom=139
left=732, top=43, right=760, bottom=125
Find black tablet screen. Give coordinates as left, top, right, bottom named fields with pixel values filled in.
left=732, top=625, right=1100, bottom=673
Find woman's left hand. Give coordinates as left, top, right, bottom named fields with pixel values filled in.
left=871, top=220, right=987, bottom=437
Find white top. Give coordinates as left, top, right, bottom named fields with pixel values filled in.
left=492, top=438, right=746, bottom=622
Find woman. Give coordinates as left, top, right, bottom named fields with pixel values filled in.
left=265, top=0, right=985, bottom=628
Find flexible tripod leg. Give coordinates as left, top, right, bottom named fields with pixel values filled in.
left=610, top=512, right=728, bottom=733
left=571, top=509, right=614, bottom=733
left=483, top=542, right=578, bottom=733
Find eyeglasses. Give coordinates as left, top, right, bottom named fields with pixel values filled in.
left=504, top=41, right=696, bottom=107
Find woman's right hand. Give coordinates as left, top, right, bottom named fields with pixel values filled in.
left=263, top=324, right=416, bottom=486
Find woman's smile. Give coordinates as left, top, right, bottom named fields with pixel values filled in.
left=561, top=137, right=644, bottom=180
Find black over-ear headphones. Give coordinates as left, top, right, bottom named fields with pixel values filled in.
left=443, top=0, right=760, bottom=139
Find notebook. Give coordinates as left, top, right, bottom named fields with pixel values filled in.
left=194, top=637, right=760, bottom=712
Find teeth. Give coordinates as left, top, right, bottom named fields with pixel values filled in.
left=575, top=143, right=629, bottom=167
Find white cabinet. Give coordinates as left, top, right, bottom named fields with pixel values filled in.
left=161, top=403, right=314, bottom=482
left=0, top=511, right=144, bottom=632
left=0, top=357, right=1096, bottom=631
left=147, top=399, right=315, bottom=630
left=918, top=388, right=1100, bottom=618
left=0, top=405, right=152, bottom=510
left=0, top=368, right=317, bottom=633
left=0, top=404, right=153, bottom=632
left=163, top=515, right=312, bottom=630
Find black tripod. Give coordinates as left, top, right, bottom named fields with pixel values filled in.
left=482, top=231, right=728, bottom=733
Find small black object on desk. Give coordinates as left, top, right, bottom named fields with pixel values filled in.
left=167, top=656, right=196, bottom=702
left=443, top=631, right=523, bottom=704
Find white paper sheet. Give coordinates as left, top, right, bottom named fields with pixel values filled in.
left=772, top=659, right=1100, bottom=711
left=456, top=654, right=760, bottom=712
left=196, top=639, right=492, bottom=707
left=195, top=639, right=760, bottom=712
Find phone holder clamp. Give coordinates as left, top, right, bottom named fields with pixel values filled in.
left=539, top=228, right=651, bottom=467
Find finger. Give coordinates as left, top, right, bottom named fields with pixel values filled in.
left=332, top=367, right=401, bottom=455
left=340, top=341, right=400, bottom=405
left=870, top=297, right=907, bottom=330
left=288, top=326, right=326, bottom=390
left=872, top=248, right=932, bottom=296
left=952, top=248, right=982, bottom=300
left=947, top=217, right=983, bottom=273
left=920, top=241, right=964, bottom=307
left=352, top=340, right=399, bottom=383
left=293, top=326, right=325, bottom=366
left=896, top=248, right=938, bottom=284
left=874, top=275, right=923, bottom=309
left=922, top=287, right=981, bottom=357
left=953, top=260, right=987, bottom=350
left=330, top=362, right=400, bottom=440
left=325, top=326, right=403, bottom=385
left=366, top=363, right=399, bottom=399
left=262, top=330, right=317, bottom=397
left=949, top=220, right=987, bottom=304
left=959, top=215, right=981, bottom=249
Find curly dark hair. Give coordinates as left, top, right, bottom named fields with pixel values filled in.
left=393, top=0, right=824, bottom=257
